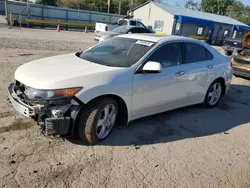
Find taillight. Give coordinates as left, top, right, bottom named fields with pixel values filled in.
left=105, top=25, right=108, bottom=31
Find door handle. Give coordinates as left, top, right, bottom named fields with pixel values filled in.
left=175, top=71, right=185, bottom=77
left=207, top=65, right=213, bottom=69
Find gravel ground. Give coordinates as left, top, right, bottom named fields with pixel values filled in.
left=1, top=26, right=250, bottom=188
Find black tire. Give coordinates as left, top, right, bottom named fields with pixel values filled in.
left=203, top=80, right=223, bottom=108
left=77, top=98, right=118, bottom=145
left=225, top=51, right=232, bottom=56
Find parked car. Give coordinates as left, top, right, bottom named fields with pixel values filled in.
left=231, top=32, right=250, bottom=78
left=8, top=34, right=232, bottom=144
left=222, top=30, right=249, bottom=56
left=95, top=18, right=147, bottom=33
left=94, top=26, right=155, bottom=42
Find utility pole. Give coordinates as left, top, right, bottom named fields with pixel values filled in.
left=27, top=0, right=30, bottom=18
left=4, top=0, right=8, bottom=18
left=27, top=0, right=30, bottom=27
left=107, top=0, right=110, bottom=13
left=118, top=0, right=121, bottom=15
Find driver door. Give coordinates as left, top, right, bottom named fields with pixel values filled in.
left=132, top=43, right=187, bottom=118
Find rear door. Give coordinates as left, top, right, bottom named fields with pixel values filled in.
left=183, top=42, right=212, bottom=103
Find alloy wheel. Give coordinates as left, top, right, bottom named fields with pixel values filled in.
left=208, top=82, right=222, bottom=106
left=96, top=104, right=117, bottom=139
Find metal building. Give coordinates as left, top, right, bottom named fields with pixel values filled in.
left=129, top=1, right=250, bottom=45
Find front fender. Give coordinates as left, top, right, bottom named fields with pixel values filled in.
left=76, top=84, right=133, bottom=121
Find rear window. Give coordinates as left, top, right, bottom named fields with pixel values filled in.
left=206, top=50, right=213, bottom=60
left=130, top=21, right=137, bottom=26
left=232, top=30, right=245, bottom=39
left=185, top=43, right=207, bottom=63
left=118, top=20, right=128, bottom=26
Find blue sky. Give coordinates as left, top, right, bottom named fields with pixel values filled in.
left=29, top=0, right=250, bottom=6
left=165, top=0, right=250, bottom=6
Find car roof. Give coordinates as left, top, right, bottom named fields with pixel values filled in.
left=116, top=25, right=147, bottom=29
left=116, top=33, right=197, bottom=43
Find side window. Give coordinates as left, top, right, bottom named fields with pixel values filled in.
left=206, top=49, right=213, bottom=60
left=232, top=30, right=243, bottom=39
left=130, top=21, right=137, bottom=26
left=137, top=22, right=146, bottom=28
left=119, top=20, right=128, bottom=26
left=185, top=43, right=207, bottom=63
left=148, top=43, right=182, bottom=68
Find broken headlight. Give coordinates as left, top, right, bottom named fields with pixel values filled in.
left=24, top=86, right=82, bottom=100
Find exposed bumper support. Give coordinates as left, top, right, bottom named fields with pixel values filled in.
left=8, top=83, right=35, bottom=117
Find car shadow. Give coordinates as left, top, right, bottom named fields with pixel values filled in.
left=69, top=82, right=250, bottom=146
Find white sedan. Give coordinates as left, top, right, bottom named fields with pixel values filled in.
left=8, top=34, right=232, bottom=144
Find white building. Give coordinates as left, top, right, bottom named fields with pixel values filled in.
left=129, top=1, right=250, bottom=45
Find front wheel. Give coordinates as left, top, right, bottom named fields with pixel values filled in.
left=77, top=98, right=118, bottom=144
left=204, top=81, right=223, bottom=108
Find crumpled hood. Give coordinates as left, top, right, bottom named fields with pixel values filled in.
left=14, top=53, right=120, bottom=89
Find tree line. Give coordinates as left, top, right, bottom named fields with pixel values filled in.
left=34, top=0, right=250, bottom=25
left=185, top=0, right=250, bottom=25
left=35, top=0, right=148, bottom=15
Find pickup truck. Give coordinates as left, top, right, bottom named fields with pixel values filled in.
left=95, top=19, right=147, bottom=33
left=222, top=30, right=248, bottom=56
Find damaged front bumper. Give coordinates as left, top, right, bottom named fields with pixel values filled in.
left=8, top=83, right=35, bottom=117
left=8, top=83, right=82, bottom=137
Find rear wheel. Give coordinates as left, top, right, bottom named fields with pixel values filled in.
left=204, top=81, right=223, bottom=108
left=77, top=98, right=118, bottom=144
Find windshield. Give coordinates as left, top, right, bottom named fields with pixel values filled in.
left=112, top=26, right=129, bottom=33
left=80, top=37, right=155, bottom=67
left=118, top=20, right=128, bottom=26
left=232, top=30, right=247, bottom=39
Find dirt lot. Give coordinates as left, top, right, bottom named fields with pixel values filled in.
left=1, top=26, right=250, bottom=188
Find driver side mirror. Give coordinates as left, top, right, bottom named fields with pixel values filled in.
left=142, top=61, right=162, bottom=73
